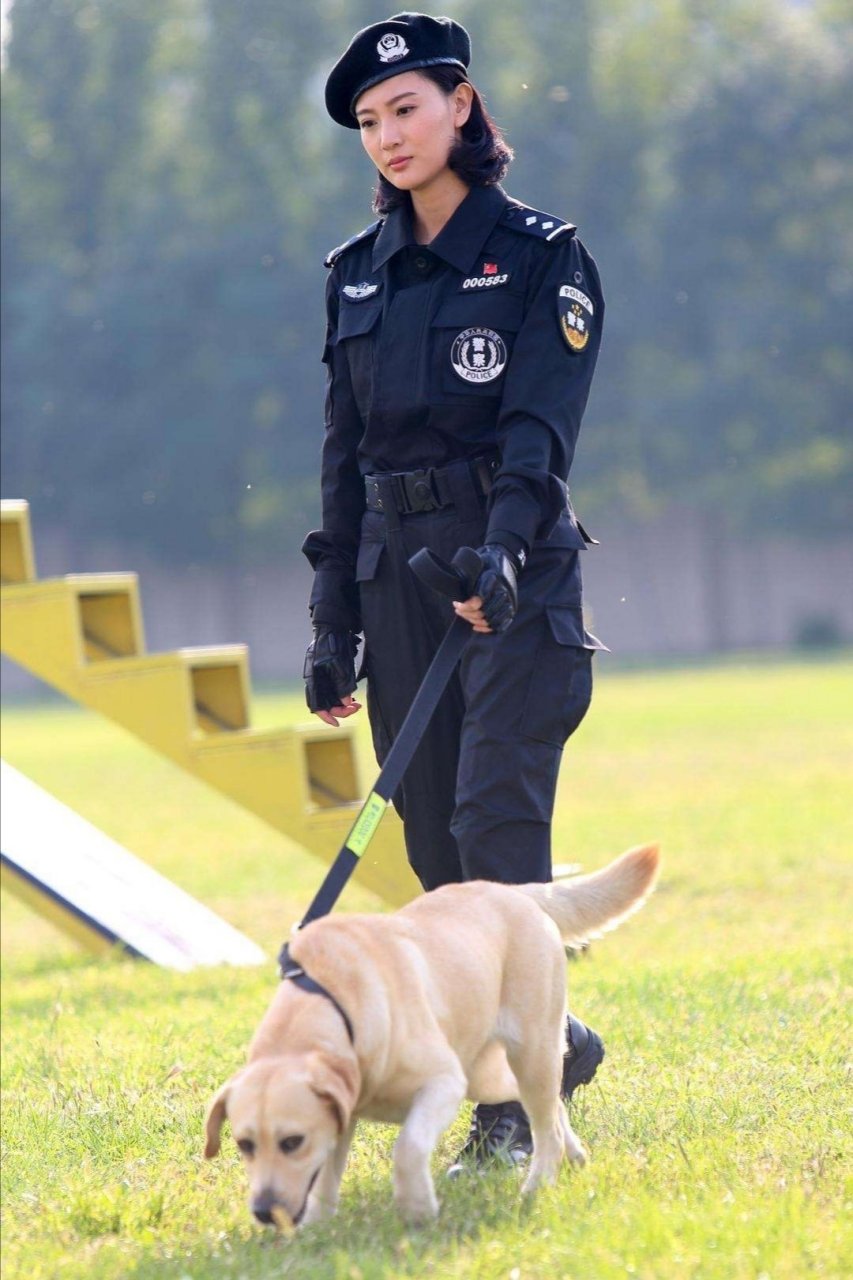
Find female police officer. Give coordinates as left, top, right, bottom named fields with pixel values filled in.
left=302, top=12, right=605, bottom=1173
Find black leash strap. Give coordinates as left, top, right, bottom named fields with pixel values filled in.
left=297, top=545, right=482, bottom=928
left=278, top=941, right=356, bottom=1042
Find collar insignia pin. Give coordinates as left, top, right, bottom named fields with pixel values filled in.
left=343, top=282, right=380, bottom=301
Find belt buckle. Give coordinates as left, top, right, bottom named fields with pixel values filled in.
left=401, top=468, right=437, bottom=513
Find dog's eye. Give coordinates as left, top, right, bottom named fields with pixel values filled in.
left=236, top=1138, right=255, bottom=1157
left=279, top=1135, right=304, bottom=1155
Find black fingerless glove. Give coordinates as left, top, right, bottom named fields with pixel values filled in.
left=303, top=626, right=360, bottom=712
left=474, top=544, right=521, bottom=634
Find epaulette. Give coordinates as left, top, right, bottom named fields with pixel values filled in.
left=324, top=219, right=383, bottom=268
left=501, top=202, right=576, bottom=243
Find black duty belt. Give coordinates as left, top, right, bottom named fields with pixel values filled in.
left=364, top=454, right=499, bottom=515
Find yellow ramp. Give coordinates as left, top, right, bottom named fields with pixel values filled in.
left=0, top=500, right=419, bottom=909
left=0, top=760, right=267, bottom=969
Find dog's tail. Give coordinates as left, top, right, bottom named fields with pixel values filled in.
left=517, top=844, right=660, bottom=948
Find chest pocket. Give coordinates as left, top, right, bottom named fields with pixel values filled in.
left=335, top=299, right=383, bottom=417
left=430, top=293, right=525, bottom=403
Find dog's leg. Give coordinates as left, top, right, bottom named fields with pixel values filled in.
left=466, top=1040, right=519, bottom=1104
left=393, top=1069, right=466, bottom=1224
left=301, top=1119, right=356, bottom=1226
left=558, top=1105, right=587, bottom=1167
left=507, top=1017, right=586, bottom=1194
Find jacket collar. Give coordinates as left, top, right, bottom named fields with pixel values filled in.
left=372, top=184, right=509, bottom=275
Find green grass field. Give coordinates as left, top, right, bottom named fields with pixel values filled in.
left=2, top=659, right=851, bottom=1280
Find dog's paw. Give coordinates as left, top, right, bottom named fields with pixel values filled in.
left=565, top=1138, right=587, bottom=1167
left=560, top=1112, right=587, bottom=1167
left=395, top=1188, right=440, bottom=1225
left=300, top=1196, right=338, bottom=1228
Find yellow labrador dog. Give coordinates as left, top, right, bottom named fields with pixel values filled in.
left=205, top=843, right=659, bottom=1227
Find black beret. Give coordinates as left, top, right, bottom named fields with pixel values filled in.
left=325, top=12, right=472, bottom=129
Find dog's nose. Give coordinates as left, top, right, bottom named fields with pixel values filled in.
left=252, top=1189, right=281, bottom=1226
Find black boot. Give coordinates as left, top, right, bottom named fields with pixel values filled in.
left=562, top=1015, right=605, bottom=1099
left=446, top=1101, right=532, bottom=1177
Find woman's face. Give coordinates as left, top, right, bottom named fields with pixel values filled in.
left=354, top=71, right=473, bottom=194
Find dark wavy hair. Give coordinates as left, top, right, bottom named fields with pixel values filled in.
left=371, top=66, right=513, bottom=215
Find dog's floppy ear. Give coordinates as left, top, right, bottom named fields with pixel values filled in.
left=204, top=1075, right=239, bottom=1159
left=308, top=1052, right=360, bottom=1134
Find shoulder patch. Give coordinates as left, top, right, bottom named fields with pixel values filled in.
left=324, top=220, right=383, bottom=268
left=558, top=282, right=594, bottom=354
left=501, top=203, right=576, bottom=244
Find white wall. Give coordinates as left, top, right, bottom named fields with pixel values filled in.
left=2, top=516, right=851, bottom=699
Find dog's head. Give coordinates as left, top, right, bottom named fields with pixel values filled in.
left=204, top=1051, right=359, bottom=1227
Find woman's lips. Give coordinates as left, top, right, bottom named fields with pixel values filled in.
left=388, top=157, right=411, bottom=171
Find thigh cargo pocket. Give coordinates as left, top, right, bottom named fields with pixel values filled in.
left=521, top=606, right=599, bottom=747
left=355, top=536, right=386, bottom=681
left=355, top=538, right=385, bottom=582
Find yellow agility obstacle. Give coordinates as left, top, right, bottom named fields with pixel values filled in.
left=0, top=500, right=419, bottom=910
left=1, top=760, right=267, bottom=969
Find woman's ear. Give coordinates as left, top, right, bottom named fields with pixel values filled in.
left=453, top=82, right=474, bottom=129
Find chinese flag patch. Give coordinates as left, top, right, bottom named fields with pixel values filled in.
left=483, top=262, right=498, bottom=275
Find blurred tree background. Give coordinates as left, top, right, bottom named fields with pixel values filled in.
left=2, top=0, right=852, bottom=569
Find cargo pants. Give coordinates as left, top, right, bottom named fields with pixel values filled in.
left=355, top=478, right=602, bottom=891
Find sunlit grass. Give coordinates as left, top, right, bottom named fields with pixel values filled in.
left=1, top=659, right=851, bottom=1279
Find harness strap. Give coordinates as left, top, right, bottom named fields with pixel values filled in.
left=278, top=942, right=356, bottom=1045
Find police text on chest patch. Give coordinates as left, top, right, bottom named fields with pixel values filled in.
left=451, top=328, right=508, bottom=384
left=342, top=282, right=380, bottom=301
left=558, top=284, right=593, bottom=352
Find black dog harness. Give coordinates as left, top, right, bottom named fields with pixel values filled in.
left=277, top=942, right=355, bottom=1045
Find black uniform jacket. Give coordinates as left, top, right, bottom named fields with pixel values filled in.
left=304, top=183, right=604, bottom=630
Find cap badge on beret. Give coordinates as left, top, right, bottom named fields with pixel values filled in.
left=377, top=32, right=410, bottom=62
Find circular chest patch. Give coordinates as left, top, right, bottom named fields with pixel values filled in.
left=450, top=328, right=508, bottom=384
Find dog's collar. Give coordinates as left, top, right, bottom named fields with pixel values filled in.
left=277, top=942, right=355, bottom=1045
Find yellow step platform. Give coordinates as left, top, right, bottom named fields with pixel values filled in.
left=0, top=500, right=418, bottom=913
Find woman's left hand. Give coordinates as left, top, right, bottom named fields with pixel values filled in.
left=453, top=596, right=494, bottom=633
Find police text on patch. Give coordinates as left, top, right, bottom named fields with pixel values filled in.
left=558, top=284, right=594, bottom=315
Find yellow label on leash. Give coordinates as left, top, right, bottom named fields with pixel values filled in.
left=345, top=791, right=387, bottom=857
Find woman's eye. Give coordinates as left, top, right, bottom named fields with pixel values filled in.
left=360, top=119, right=375, bottom=130
left=236, top=1138, right=255, bottom=1157
left=279, top=1135, right=304, bottom=1155
left=397, top=105, right=413, bottom=116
